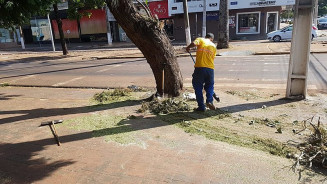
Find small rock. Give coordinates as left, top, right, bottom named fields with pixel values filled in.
left=249, top=120, right=255, bottom=125
left=262, top=105, right=267, bottom=109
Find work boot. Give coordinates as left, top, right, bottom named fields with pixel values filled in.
left=213, top=93, right=220, bottom=102
left=206, top=102, right=216, bottom=110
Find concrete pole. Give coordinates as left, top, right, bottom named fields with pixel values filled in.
left=202, top=0, right=207, bottom=37
left=183, top=0, right=191, bottom=45
left=19, top=26, right=25, bottom=49
left=106, top=6, right=113, bottom=46
left=286, top=0, right=314, bottom=99
left=47, top=13, right=56, bottom=51
left=313, top=0, right=319, bottom=26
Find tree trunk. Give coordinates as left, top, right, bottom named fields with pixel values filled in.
left=106, top=0, right=183, bottom=97
left=53, top=3, right=68, bottom=55
left=217, top=0, right=229, bottom=49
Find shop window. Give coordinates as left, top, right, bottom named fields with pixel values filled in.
left=237, top=12, right=260, bottom=34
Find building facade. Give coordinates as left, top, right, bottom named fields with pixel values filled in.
left=168, top=0, right=295, bottom=41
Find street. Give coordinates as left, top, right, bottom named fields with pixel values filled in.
left=0, top=54, right=326, bottom=92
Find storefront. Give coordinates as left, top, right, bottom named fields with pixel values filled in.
left=168, top=0, right=295, bottom=41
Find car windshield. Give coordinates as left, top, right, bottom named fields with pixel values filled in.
left=281, top=26, right=292, bottom=31
left=319, top=18, right=327, bottom=22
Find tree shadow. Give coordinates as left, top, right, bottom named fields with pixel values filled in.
left=0, top=99, right=142, bottom=124
left=79, top=98, right=298, bottom=138
left=0, top=93, right=21, bottom=100
left=0, top=139, right=75, bottom=183
left=0, top=58, right=146, bottom=80
left=0, top=55, right=69, bottom=67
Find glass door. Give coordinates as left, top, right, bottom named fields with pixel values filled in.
left=267, top=12, right=278, bottom=33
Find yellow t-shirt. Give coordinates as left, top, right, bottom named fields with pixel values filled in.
left=193, top=38, right=217, bottom=69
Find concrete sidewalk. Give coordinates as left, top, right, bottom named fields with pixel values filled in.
left=1, top=86, right=326, bottom=184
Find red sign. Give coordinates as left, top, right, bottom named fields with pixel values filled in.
left=80, top=9, right=107, bottom=34
left=52, top=19, right=79, bottom=39
left=149, top=0, right=170, bottom=19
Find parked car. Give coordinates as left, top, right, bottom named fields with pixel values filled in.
left=318, top=17, right=327, bottom=30
left=267, top=25, right=317, bottom=42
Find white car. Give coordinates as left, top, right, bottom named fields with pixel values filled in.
left=267, top=25, right=317, bottom=42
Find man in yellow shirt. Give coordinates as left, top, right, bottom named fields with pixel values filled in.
left=186, top=33, right=217, bottom=111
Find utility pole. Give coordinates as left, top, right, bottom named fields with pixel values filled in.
left=47, top=13, right=55, bottom=51
left=313, top=0, right=318, bottom=26
left=286, top=0, right=314, bottom=99
left=183, top=0, right=191, bottom=45
left=105, top=6, right=113, bottom=45
left=202, top=0, right=207, bottom=37
left=19, top=26, right=25, bottom=49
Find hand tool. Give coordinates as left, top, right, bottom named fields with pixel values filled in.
left=40, top=120, right=63, bottom=146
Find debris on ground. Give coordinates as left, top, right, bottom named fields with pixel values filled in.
left=138, top=98, right=191, bottom=114
left=183, top=92, right=196, bottom=100
left=276, top=127, right=282, bottom=134
left=93, top=88, right=131, bottom=103
left=127, top=85, right=146, bottom=92
left=292, top=116, right=327, bottom=170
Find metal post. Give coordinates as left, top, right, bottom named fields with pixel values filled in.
left=286, top=0, right=314, bottom=99
left=202, top=0, right=207, bottom=37
left=183, top=0, right=191, bottom=45
left=48, top=14, right=55, bottom=51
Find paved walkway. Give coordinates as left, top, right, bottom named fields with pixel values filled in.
left=0, top=87, right=325, bottom=184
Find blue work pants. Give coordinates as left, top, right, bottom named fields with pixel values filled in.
left=192, top=67, right=214, bottom=110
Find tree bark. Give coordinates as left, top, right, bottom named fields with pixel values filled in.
left=53, top=3, right=68, bottom=55
left=106, top=0, right=183, bottom=97
left=217, top=0, right=229, bottom=49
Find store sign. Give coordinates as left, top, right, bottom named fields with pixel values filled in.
left=149, top=0, right=170, bottom=19
left=206, top=11, right=219, bottom=21
left=168, top=0, right=220, bottom=16
left=230, top=0, right=295, bottom=9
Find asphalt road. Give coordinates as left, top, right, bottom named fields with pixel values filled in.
left=0, top=54, right=326, bottom=92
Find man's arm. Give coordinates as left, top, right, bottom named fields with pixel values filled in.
left=186, top=42, right=195, bottom=53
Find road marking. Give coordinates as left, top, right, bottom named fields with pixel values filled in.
left=228, top=70, right=249, bottom=72
left=52, top=77, right=85, bottom=87
left=9, top=75, right=35, bottom=83
left=96, top=65, right=121, bottom=73
left=264, top=63, right=287, bottom=65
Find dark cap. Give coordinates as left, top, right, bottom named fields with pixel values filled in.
left=205, top=33, right=214, bottom=39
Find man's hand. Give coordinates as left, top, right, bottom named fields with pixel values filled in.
left=186, top=42, right=195, bottom=53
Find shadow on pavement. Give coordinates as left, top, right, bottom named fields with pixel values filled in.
left=0, top=100, right=142, bottom=124
left=0, top=93, right=21, bottom=100
left=0, top=140, right=75, bottom=183
left=0, top=58, right=146, bottom=80
left=0, top=55, right=69, bottom=66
